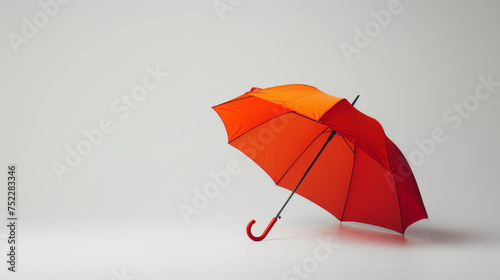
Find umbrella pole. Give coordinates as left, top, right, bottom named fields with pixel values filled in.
left=246, top=130, right=336, bottom=241
left=278, top=95, right=358, bottom=217
left=275, top=130, right=337, bottom=219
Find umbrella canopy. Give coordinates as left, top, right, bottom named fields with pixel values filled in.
left=213, top=84, right=427, bottom=240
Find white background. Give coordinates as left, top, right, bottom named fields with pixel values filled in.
left=1, top=0, right=499, bottom=279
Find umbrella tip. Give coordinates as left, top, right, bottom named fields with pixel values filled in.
left=250, top=87, right=262, bottom=92
left=352, top=95, right=360, bottom=106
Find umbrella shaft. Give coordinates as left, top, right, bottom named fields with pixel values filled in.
left=276, top=130, right=336, bottom=219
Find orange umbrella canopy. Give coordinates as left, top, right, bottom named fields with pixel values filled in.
left=213, top=84, right=427, bottom=234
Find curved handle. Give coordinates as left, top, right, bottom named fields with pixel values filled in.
left=246, top=217, right=278, bottom=241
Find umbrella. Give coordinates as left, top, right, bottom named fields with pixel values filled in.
left=212, top=85, right=427, bottom=241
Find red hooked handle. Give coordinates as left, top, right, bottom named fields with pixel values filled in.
left=246, top=217, right=277, bottom=241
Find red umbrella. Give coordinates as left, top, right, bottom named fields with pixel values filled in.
left=212, top=85, right=427, bottom=241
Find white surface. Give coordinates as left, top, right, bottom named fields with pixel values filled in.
left=1, top=0, right=499, bottom=279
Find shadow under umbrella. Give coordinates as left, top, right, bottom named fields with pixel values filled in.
left=314, top=222, right=410, bottom=246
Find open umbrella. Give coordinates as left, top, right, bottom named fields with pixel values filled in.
left=212, top=85, right=427, bottom=241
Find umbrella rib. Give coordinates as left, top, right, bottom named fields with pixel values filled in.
left=391, top=175, right=405, bottom=234
left=384, top=139, right=405, bottom=234
left=340, top=145, right=356, bottom=222
left=275, top=127, right=332, bottom=186
left=274, top=92, right=329, bottom=109
left=213, top=95, right=254, bottom=107
left=227, top=111, right=297, bottom=144
left=340, top=135, right=354, bottom=153
left=340, top=95, right=360, bottom=222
